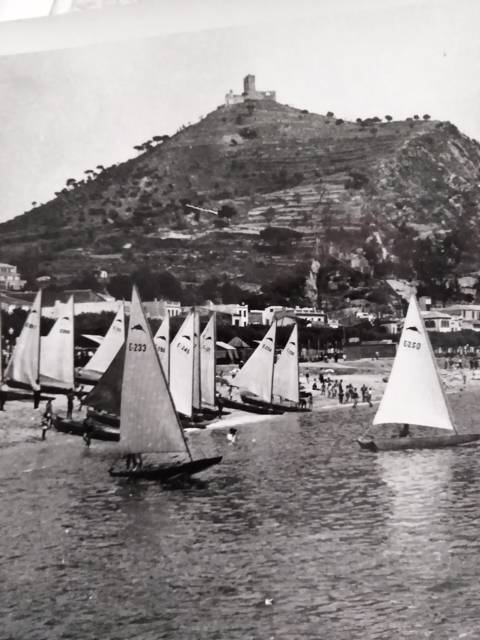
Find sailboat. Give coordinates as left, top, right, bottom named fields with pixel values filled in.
left=357, top=295, right=480, bottom=452
left=77, top=302, right=125, bottom=383
left=169, top=310, right=195, bottom=418
left=4, top=290, right=42, bottom=391
left=39, top=295, right=75, bottom=393
left=271, top=323, right=310, bottom=412
left=223, top=321, right=283, bottom=415
left=200, top=312, right=217, bottom=413
left=108, top=286, right=221, bottom=480
left=238, top=323, right=308, bottom=413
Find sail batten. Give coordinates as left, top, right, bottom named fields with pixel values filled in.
left=273, top=324, right=300, bottom=403
left=234, top=321, right=277, bottom=403
left=5, top=289, right=42, bottom=388
left=200, top=313, right=216, bottom=407
left=120, top=287, right=187, bottom=454
left=169, top=312, right=194, bottom=417
left=373, top=296, right=454, bottom=431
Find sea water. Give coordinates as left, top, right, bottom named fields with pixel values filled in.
left=1, top=393, right=480, bottom=639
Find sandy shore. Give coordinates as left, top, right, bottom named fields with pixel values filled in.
left=0, top=358, right=477, bottom=439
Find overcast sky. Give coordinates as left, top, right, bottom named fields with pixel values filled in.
left=0, top=0, right=479, bottom=223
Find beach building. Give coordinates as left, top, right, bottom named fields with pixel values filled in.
left=0, top=263, right=25, bottom=291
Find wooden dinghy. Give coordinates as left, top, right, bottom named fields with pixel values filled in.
left=240, top=392, right=310, bottom=413
left=221, top=396, right=284, bottom=415
left=109, top=455, right=222, bottom=480
left=358, top=433, right=480, bottom=452
left=358, top=295, right=480, bottom=453
left=108, top=286, right=221, bottom=481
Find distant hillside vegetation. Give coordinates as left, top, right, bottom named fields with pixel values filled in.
left=2, top=99, right=480, bottom=306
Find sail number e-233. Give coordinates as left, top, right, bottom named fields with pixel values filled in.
left=128, top=343, right=147, bottom=352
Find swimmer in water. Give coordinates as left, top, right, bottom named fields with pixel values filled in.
left=227, top=428, right=237, bottom=444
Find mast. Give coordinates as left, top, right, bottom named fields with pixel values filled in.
left=0, top=295, right=3, bottom=385
left=193, top=307, right=201, bottom=410
left=270, top=320, right=276, bottom=404
left=36, top=288, right=42, bottom=387
left=213, top=311, right=217, bottom=404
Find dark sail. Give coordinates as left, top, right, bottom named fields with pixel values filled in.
left=83, top=345, right=125, bottom=415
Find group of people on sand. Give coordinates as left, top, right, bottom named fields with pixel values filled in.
left=306, top=374, right=373, bottom=408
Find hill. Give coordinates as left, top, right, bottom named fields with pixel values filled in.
left=1, top=98, right=480, bottom=306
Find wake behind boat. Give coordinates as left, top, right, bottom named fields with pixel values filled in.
left=357, top=295, right=480, bottom=452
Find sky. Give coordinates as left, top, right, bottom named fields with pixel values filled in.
left=0, top=0, right=479, bottom=223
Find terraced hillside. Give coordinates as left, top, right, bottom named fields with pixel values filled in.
left=1, top=99, right=480, bottom=302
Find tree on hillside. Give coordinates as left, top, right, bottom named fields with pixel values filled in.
left=218, top=204, right=238, bottom=219
left=385, top=115, right=393, bottom=122
left=423, top=114, right=431, bottom=120
left=326, top=111, right=335, bottom=118
left=413, top=114, right=420, bottom=120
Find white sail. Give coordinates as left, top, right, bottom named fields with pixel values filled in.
left=234, top=321, right=277, bottom=403
left=120, top=286, right=188, bottom=455
left=83, top=302, right=125, bottom=375
left=373, top=295, right=455, bottom=431
left=40, top=295, right=74, bottom=389
left=273, top=324, right=300, bottom=403
left=169, top=311, right=194, bottom=417
left=193, top=309, right=201, bottom=410
left=5, top=290, right=42, bottom=388
left=153, top=315, right=170, bottom=383
left=200, top=313, right=216, bottom=407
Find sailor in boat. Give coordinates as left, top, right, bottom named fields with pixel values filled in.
left=227, top=428, right=237, bottom=444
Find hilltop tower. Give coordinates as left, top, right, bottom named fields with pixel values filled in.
left=225, top=74, right=276, bottom=106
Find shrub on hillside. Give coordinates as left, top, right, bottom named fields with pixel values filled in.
left=239, top=127, right=258, bottom=139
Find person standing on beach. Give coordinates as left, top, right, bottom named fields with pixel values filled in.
left=33, top=380, right=41, bottom=409
left=66, top=388, right=75, bottom=420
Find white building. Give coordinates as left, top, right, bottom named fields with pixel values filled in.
left=207, top=303, right=249, bottom=327
left=293, top=306, right=328, bottom=325
left=420, top=310, right=461, bottom=332
left=0, top=263, right=25, bottom=291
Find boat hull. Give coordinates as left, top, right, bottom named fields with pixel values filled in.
left=86, top=409, right=210, bottom=431
left=54, top=416, right=119, bottom=442
left=357, top=433, right=480, bottom=452
left=240, top=393, right=308, bottom=413
left=221, top=396, right=284, bottom=415
left=108, top=455, right=222, bottom=480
